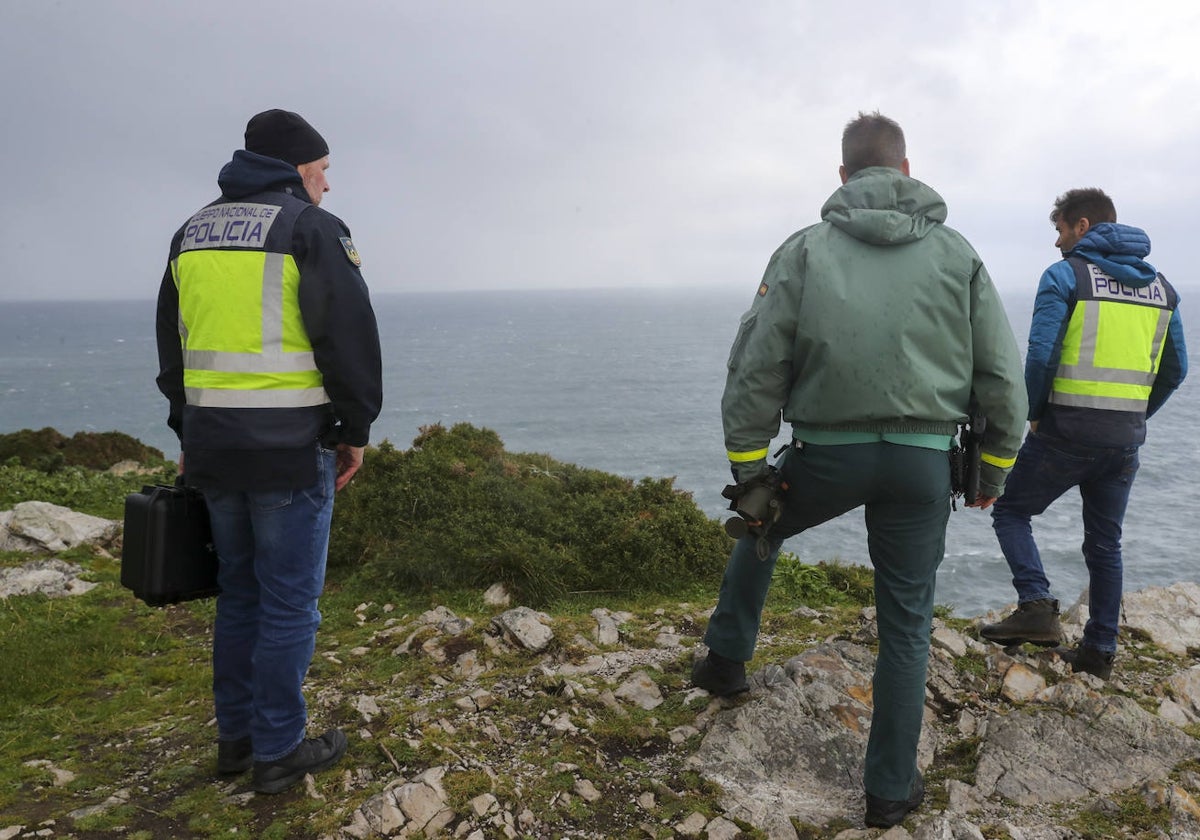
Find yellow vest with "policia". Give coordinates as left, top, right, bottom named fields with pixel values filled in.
left=1049, top=259, right=1176, bottom=415
left=170, top=199, right=329, bottom=410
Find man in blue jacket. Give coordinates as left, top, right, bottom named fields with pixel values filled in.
left=981, top=188, right=1187, bottom=679
left=156, top=109, right=383, bottom=793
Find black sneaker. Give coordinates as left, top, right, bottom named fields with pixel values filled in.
left=252, top=729, right=348, bottom=794
left=216, top=736, right=253, bottom=776
left=691, top=650, right=749, bottom=697
left=865, top=773, right=925, bottom=828
left=979, top=598, right=1063, bottom=647
left=1059, top=643, right=1115, bottom=680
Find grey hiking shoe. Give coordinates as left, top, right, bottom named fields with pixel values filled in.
left=979, top=598, right=1063, bottom=647
left=1059, top=643, right=1115, bottom=680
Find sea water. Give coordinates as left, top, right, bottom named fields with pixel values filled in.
left=2, top=286, right=1196, bottom=617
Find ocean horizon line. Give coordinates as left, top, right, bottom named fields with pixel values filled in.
left=9, top=278, right=1200, bottom=308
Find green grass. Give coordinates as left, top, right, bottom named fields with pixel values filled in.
left=8, top=425, right=1190, bottom=838
left=0, top=460, right=174, bottom=520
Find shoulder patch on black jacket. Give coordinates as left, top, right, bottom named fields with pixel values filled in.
left=339, top=237, right=362, bottom=267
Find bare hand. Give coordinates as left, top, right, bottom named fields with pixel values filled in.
left=967, top=494, right=997, bottom=510
left=334, top=444, right=364, bottom=492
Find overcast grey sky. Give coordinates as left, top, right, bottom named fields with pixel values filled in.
left=2, top=0, right=1197, bottom=302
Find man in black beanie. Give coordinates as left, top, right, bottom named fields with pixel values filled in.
left=155, top=109, right=382, bottom=793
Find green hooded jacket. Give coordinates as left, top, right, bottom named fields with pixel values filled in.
left=722, top=167, right=1027, bottom=497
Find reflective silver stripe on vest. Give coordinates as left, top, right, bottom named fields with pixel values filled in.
left=1049, top=392, right=1149, bottom=412
left=185, top=386, right=331, bottom=408
left=183, top=250, right=328, bottom=402
left=170, top=256, right=190, bottom=344
left=1051, top=299, right=1170, bottom=392
left=1053, top=364, right=1156, bottom=386
left=1148, top=306, right=1171, bottom=367
left=261, top=252, right=284, bottom=349
left=184, top=349, right=318, bottom=373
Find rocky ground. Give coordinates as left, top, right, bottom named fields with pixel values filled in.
left=5, top=502, right=1200, bottom=839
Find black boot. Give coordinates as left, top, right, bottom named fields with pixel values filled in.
left=691, top=650, right=749, bottom=697
left=252, top=729, right=348, bottom=794
left=1059, top=643, right=1114, bottom=680
left=216, top=736, right=253, bottom=776
left=979, top=598, right=1062, bottom=647
left=865, top=773, right=925, bottom=828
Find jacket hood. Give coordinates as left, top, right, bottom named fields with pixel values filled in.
left=1069, top=222, right=1157, bottom=287
left=820, top=167, right=948, bottom=245
left=217, top=150, right=309, bottom=201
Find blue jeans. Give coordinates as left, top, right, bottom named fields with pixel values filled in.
left=704, top=442, right=950, bottom=802
left=203, top=446, right=336, bottom=761
left=990, top=432, right=1139, bottom=653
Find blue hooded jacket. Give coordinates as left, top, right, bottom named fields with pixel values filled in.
left=1026, top=222, right=1187, bottom=446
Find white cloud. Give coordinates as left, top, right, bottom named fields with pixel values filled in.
left=0, top=0, right=1196, bottom=300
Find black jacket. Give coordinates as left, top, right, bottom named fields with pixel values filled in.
left=156, top=151, right=383, bottom=490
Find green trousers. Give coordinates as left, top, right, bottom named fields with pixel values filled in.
left=704, top=442, right=950, bottom=801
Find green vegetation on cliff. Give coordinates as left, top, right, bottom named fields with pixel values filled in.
left=330, top=423, right=732, bottom=605
left=0, top=427, right=166, bottom=472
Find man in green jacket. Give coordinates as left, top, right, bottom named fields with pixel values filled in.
left=694, top=112, right=1027, bottom=828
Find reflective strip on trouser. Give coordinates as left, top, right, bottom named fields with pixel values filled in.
left=176, top=250, right=329, bottom=409
left=1048, top=299, right=1170, bottom=413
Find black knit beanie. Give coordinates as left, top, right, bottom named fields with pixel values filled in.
left=244, top=109, right=329, bottom=166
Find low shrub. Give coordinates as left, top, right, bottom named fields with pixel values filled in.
left=329, top=423, right=732, bottom=605
left=0, top=427, right=165, bottom=472
left=772, top=552, right=875, bottom=608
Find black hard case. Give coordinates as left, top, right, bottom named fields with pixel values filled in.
left=121, top=482, right=220, bottom=606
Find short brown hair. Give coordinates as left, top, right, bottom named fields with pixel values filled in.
left=1050, top=188, right=1116, bottom=226
left=841, top=111, right=906, bottom=177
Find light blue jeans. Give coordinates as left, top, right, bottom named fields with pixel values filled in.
left=203, top=446, right=336, bottom=761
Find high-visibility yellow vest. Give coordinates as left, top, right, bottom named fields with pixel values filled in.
left=170, top=199, right=329, bottom=410
left=1049, top=259, right=1176, bottom=414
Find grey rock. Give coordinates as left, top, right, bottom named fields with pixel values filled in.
left=1122, top=582, right=1200, bottom=655
left=574, top=778, right=603, bottom=803
left=930, top=621, right=969, bottom=658
left=1160, top=665, right=1200, bottom=725
left=974, top=683, right=1195, bottom=805
left=354, top=694, right=381, bottom=724
left=469, top=792, right=498, bottom=817
left=421, top=605, right=473, bottom=636
left=0, top=558, right=97, bottom=599
left=67, top=788, right=130, bottom=821
left=676, top=811, right=708, bottom=836
left=704, top=816, right=742, bottom=840
left=483, top=582, right=511, bottom=607
left=613, top=670, right=664, bottom=710
left=912, top=816, right=987, bottom=839
left=693, top=641, right=887, bottom=835
left=489, top=606, right=554, bottom=652
left=1, top=501, right=119, bottom=552
left=1000, top=663, right=1046, bottom=702
left=591, top=607, right=622, bottom=645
